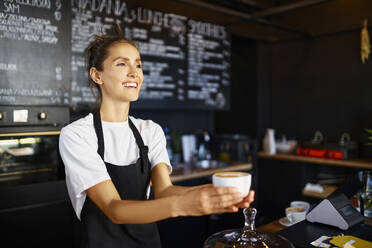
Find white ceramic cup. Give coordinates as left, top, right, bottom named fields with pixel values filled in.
left=285, top=207, right=306, bottom=224
left=290, top=201, right=310, bottom=213
left=212, top=172, right=251, bottom=197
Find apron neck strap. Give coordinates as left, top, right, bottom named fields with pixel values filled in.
left=93, top=112, right=149, bottom=174
left=128, top=118, right=149, bottom=174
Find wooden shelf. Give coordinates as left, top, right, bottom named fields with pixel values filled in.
left=170, top=163, right=252, bottom=183
left=258, top=152, right=372, bottom=170
left=302, top=185, right=338, bottom=199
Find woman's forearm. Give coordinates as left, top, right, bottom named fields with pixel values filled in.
left=107, top=184, right=248, bottom=224
left=108, top=185, right=205, bottom=224
left=155, top=185, right=192, bottom=198
left=108, top=196, right=180, bottom=224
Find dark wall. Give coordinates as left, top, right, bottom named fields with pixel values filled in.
left=132, top=109, right=215, bottom=134
left=262, top=31, right=372, bottom=153
left=215, top=36, right=258, bottom=137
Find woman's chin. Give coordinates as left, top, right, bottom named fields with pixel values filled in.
left=126, top=95, right=140, bottom=102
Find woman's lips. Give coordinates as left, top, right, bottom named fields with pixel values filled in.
left=122, top=82, right=138, bottom=88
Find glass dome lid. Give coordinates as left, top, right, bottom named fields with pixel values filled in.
left=204, top=208, right=295, bottom=248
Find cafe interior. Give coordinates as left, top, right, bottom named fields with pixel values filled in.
left=1, top=0, right=372, bottom=247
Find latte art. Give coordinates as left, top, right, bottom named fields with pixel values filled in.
left=286, top=207, right=305, bottom=213
left=214, top=172, right=249, bottom=178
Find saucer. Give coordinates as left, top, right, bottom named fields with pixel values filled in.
left=278, top=217, right=293, bottom=227
left=279, top=217, right=304, bottom=227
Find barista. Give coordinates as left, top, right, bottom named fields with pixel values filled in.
left=59, top=24, right=255, bottom=248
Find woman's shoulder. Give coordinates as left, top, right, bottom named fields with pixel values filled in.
left=60, top=113, right=95, bottom=139
left=129, top=116, right=163, bottom=133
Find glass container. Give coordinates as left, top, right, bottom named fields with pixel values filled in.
left=204, top=208, right=294, bottom=248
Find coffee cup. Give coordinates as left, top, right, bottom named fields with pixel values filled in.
left=290, top=201, right=310, bottom=213
left=212, top=172, right=251, bottom=197
left=285, top=207, right=306, bottom=224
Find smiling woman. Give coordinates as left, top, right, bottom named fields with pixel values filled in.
left=89, top=42, right=143, bottom=111
left=84, top=26, right=140, bottom=111
left=59, top=23, right=254, bottom=248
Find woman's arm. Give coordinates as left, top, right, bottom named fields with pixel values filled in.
left=150, top=163, right=193, bottom=198
left=85, top=163, right=243, bottom=225
left=151, top=163, right=255, bottom=210
left=85, top=179, right=179, bottom=224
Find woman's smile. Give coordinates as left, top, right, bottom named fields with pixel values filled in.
left=122, top=81, right=138, bottom=88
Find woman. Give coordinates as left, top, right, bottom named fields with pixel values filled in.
left=59, top=24, right=254, bottom=248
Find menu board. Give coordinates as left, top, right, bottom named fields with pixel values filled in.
left=186, top=19, right=231, bottom=109
left=0, top=0, right=71, bottom=106
left=71, top=1, right=230, bottom=110
left=0, top=1, right=230, bottom=109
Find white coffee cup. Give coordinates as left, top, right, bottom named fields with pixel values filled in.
left=290, top=201, right=310, bottom=213
left=212, top=172, right=251, bottom=197
left=285, top=207, right=306, bottom=224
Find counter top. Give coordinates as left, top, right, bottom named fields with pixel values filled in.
left=170, top=162, right=252, bottom=183
left=278, top=220, right=372, bottom=248
left=258, top=152, right=372, bottom=169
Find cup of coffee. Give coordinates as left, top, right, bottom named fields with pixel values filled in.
left=290, top=201, right=310, bottom=213
left=285, top=207, right=306, bottom=224
left=212, top=172, right=251, bottom=197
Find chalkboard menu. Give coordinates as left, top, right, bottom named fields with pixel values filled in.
left=0, top=1, right=230, bottom=110
left=0, top=0, right=71, bottom=106
left=71, top=1, right=230, bottom=110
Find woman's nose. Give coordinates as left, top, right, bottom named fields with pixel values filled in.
left=127, top=65, right=138, bottom=78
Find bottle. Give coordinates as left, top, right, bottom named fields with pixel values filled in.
left=163, top=127, right=173, bottom=162
left=198, top=131, right=212, bottom=168
left=263, top=128, right=276, bottom=155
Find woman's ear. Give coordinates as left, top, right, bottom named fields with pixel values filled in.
left=90, top=67, right=103, bottom=85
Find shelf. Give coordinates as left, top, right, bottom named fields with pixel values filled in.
left=258, top=152, right=372, bottom=170
left=170, top=163, right=252, bottom=183
left=302, top=185, right=338, bottom=199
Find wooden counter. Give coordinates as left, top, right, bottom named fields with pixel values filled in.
left=170, top=163, right=252, bottom=183
left=258, top=219, right=286, bottom=233
left=258, top=152, right=372, bottom=170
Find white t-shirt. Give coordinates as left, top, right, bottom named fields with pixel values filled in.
left=59, top=114, right=172, bottom=220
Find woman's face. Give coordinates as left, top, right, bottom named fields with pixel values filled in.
left=97, top=42, right=143, bottom=103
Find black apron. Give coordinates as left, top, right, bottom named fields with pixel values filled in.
left=80, top=112, right=162, bottom=248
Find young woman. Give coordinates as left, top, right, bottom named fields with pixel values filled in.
left=59, top=25, right=254, bottom=248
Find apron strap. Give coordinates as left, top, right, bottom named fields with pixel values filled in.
left=93, top=111, right=105, bottom=160
left=93, top=112, right=149, bottom=174
left=128, top=118, right=149, bottom=174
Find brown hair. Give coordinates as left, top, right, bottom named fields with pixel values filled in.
left=84, top=23, right=138, bottom=106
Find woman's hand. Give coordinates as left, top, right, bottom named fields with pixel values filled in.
left=174, top=184, right=243, bottom=216
left=235, top=190, right=255, bottom=209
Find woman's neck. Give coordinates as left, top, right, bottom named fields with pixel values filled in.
left=99, top=100, right=130, bottom=122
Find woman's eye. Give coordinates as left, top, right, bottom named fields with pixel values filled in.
left=117, top=63, right=126, bottom=66
left=136, top=64, right=142, bottom=69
